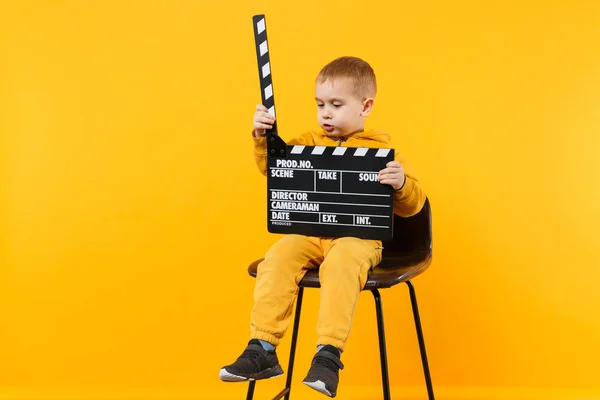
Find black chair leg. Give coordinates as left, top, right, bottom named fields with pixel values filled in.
left=283, top=287, right=304, bottom=400
left=372, top=289, right=391, bottom=400
left=406, top=281, right=435, bottom=400
left=246, top=287, right=304, bottom=400
left=246, top=381, right=255, bottom=400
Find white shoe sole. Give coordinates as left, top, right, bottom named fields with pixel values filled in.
left=219, top=368, right=248, bottom=382
left=219, top=368, right=284, bottom=382
left=303, top=380, right=334, bottom=397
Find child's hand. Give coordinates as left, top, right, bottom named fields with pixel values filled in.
left=253, top=104, right=276, bottom=137
left=378, top=161, right=406, bottom=190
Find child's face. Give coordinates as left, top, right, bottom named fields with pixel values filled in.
left=315, top=78, right=372, bottom=138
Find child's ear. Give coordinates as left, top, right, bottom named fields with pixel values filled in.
left=361, top=98, right=375, bottom=116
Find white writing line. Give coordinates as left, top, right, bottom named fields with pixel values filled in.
left=270, top=189, right=389, bottom=198
left=269, top=220, right=389, bottom=228
left=271, top=210, right=389, bottom=217
left=273, top=199, right=389, bottom=208
left=270, top=167, right=382, bottom=174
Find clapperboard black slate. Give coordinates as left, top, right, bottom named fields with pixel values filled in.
left=252, top=14, right=394, bottom=240
left=267, top=143, right=395, bottom=240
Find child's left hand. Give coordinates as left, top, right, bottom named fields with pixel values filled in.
left=378, top=161, right=406, bottom=190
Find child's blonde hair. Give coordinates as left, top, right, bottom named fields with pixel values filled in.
left=316, top=56, right=377, bottom=100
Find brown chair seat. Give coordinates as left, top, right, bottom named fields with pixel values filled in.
left=248, top=249, right=431, bottom=290
left=249, top=197, right=433, bottom=290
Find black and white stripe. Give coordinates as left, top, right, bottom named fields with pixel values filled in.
left=289, top=146, right=392, bottom=157
left=253, top=15, right=278, bottom=135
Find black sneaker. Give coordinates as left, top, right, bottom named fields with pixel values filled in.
left=219, top=339, right=284, bottom=382
left=302, top=345, right=344, bottom=398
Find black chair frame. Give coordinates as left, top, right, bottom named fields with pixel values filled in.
left=246, top=198, right=435, bottom=400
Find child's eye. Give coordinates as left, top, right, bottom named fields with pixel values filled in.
left=317, top=104, right=324, bottom=107
left=333, top=104, right=342, bottom=108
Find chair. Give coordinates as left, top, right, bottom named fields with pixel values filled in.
left=246, top=198, right=435, bottom=400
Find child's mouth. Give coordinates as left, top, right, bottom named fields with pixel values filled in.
left=324, top=124, right=334, bottom=132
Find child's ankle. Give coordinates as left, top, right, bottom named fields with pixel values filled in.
left=259, top=339, right=275, bottom=351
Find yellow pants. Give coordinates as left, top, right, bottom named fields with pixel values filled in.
left=250, top=235, right=382, bottom=351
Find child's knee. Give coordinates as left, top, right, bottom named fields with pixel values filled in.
left=265, top=234, right=310, bottom=258
left=319, top=257, right=370, bottom=291
left=328, top=238, right=381, bottom=264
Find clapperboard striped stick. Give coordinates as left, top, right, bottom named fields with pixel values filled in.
left=252, top=14, right=286, bottom=156
left=289, top=145, right=392, bottom=158
left=251, top=14, right=394, bottom=240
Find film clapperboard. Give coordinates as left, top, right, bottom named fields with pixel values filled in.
left=252, top=15, right=394, bottom=240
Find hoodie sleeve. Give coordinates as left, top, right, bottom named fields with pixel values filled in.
left=252, top=130, right=316, bottom=176
left=393, top=152, right=427, bottom=217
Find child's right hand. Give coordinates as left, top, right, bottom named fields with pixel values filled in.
left=253, top=104, right=276, bottom=137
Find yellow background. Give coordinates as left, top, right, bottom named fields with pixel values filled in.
left=2, top=0, right=600, bottom=399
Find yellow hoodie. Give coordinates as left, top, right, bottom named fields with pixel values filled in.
left=253, top=129, right=426, bottom=217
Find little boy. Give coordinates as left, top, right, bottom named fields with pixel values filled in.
left=220, top=56, right=426, bottom=398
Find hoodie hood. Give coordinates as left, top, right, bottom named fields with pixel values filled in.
left=313, top=129, right=391, bottom=147
left=347, top=129, right=391, bottom=145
